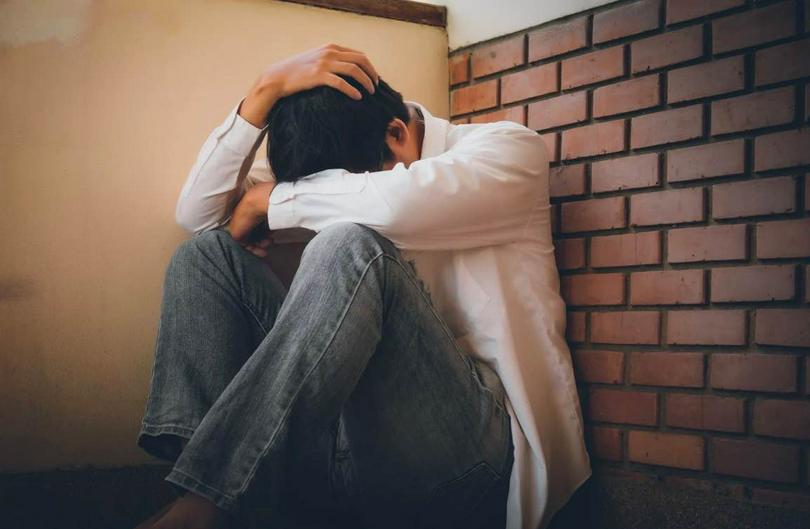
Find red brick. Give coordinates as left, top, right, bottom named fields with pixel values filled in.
left=594, top=0, right=661, bottom=44
left=501, top=63, right=557, bottom=104
left=667, top=139, right=745, bottom=182
left=592, top=311, right=661, bottom=344
left=527, top=91, right=587, bottom=131
left=592, top=153, right=659, bottom=193
left=471, top=36, right=524, bottom=78
left=632, top=25, right=703, bottom=73
left=540, top=133, right=558, bottom=161
left=668, top=56, right=744, bottom=103
left=631, top=105, right=703, bottom=148
left=668, top=225, right=747, bottom=263
left=666, top=393, right=744, bottom=433
left=449, top=53, right=469, bottom=85
left=561, top=46, right=625, bottom=89
left=713, top=176, right=795, bottom=219
left=529, top=16, right=589, bottom=62
left=561, top=273, right=625, bottom=306
left=754, top=129, right=810, bottom=171
left=712, top=438, right=799, bottom=483
left=628, top=431, right=704, bottom=470
left=561, top=196, right=626, bottom=233
left=756, top=219, right=810, bottom=259
left=589, top=426, right=623, bottom=461
left=630, top=351, right=704, bottom=387
left=755, top=308, right=810, bottom=347
left=711, top=353, right=797, bottom=392
left=594, top=75, right=661, bottom=118
left=754, top=399, right=810, bottom=440
left=711, top=87, right=795, bottom=135
left=756, top=38, right=810, bottom=86
left=712, top=265, right=795, bottom=302
left=630, top=188, right=705, bottom=226
left=469, top=106, right=525, bottom=125
left=567, top=311, right=586, bottom=342
left=666, top=0, right=745, bottom=25
left=588, top=389, right=658, bottom=425
left=573, top=349, right=624, bottom=384
left=591, top=232, right=661, bottom=268
left=555, top=238, right=585, bottom=270
left=450, top=80, right=497, bottom=116
left=751, top=489, right=810, bottom=512
left=713, top=1, right=796, bottom=54
left=549, top=163, right=586, bottom=198
left=562, top=120, right=626, bottom=160
left=668, top=310, right=746, bottom=345
left=630, top=269, right=705, bottom=305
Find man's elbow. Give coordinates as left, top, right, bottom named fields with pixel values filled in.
left=174, top=202, right=205, bottom=234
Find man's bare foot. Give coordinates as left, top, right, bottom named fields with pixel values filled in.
left=138, top=493, right=233, bottom=529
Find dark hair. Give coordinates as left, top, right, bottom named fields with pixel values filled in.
left=266, top=76, right=409, bottom=183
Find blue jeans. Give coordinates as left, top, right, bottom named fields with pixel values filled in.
left=137, top=223, right=513, bottom=528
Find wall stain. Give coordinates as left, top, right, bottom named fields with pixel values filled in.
left=0, top=278, right=37, bottom=301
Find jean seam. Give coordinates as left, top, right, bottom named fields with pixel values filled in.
left=140, top=422, right=196, bottom=438
left=234, top=249, right=387, bottom=500
left=386, top=254, right=496, bottom=407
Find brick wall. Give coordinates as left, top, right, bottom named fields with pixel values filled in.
left=449, top=0, right=810, bottom=513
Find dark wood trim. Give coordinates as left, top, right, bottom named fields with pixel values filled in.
left=278, top=0, right=447, bottom=28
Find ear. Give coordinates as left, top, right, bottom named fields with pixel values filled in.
left=385, top=118, right=410, bottom=147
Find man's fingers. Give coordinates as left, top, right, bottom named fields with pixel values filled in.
left=322, top=73, right=362, bottom=100
left=332, top=51, right=379, bottom=85
left=330, top=61, right=375, bottom=94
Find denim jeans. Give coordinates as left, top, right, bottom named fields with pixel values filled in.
left=137, top=223, right=513, bottom=529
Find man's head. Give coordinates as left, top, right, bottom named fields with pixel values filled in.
left=266, top=76, right=423, bottom=183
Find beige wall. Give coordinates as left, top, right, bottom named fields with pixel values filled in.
left=0, top=0, right=448, bottom=472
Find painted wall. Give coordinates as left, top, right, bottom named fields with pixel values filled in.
left=422, top=0, right=616, bottom=49
left=0, top=0, right=447, bottom=472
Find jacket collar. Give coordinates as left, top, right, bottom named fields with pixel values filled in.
left=408, top=101, right=448, bottom=160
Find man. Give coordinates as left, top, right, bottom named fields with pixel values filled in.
left=136, top=44, right=590, bottom=529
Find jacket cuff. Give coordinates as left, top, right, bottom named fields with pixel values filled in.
left=267, top=182, right=297, bottom=230
left=217, top=99, right=268, bottom=157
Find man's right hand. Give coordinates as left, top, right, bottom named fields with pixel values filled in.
left=239, top=43, right=380, bottom=128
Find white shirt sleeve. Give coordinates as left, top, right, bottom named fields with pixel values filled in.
left=175, top=98, right=269, bottom=234
left=267, top=122, right=550, bottom=251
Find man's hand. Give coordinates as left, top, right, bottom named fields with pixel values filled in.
left=227, top=182, right=276, bottom=245
left=239, top=43, right=380, bottom=128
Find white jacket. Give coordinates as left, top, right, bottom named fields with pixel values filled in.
left=175, top=99, right=591, bottom=529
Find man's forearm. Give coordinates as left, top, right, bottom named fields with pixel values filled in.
left=238, top=75, right=283, bottom=128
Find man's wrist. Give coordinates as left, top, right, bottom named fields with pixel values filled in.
left=239, top=77, right=283, bottom=128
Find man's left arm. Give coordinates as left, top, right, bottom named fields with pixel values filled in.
left=250, top=122, right=549, bottom=251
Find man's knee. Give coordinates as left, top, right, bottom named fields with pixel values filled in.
left=169, top=228, right=233, bottom=271
left=303, top=223, right=396, bottom=264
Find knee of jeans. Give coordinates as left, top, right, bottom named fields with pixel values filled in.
left=304, top=222, right=393, bottom=262
left=170, top=228, right=232, bottom=270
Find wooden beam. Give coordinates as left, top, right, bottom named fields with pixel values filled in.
left=278, top=0, right=447, bottom=28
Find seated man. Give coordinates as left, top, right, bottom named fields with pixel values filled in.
left=135, top=44, right=590, bottom=529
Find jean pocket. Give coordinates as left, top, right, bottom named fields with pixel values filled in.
left=419, top=460, right=501, bottom=528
